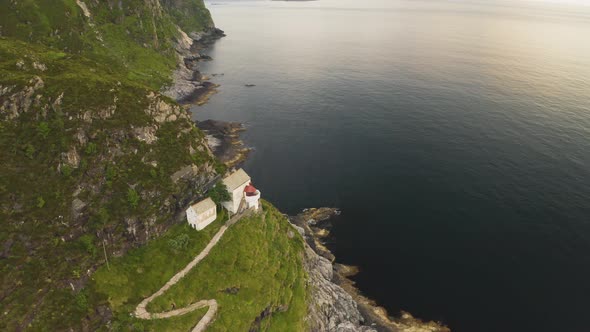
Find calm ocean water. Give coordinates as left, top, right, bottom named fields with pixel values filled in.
left=193, top=1, right=590, bottom=331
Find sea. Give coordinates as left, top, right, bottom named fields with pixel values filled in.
left=193, top=1, right=590, bottom=331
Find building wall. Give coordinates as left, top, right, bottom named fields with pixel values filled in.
left=222, top=181, right=249, bottom=214
left=245, top=191, right=261, bottom=210
left=186, top=208, right=198, bottom=226
left=186, top=206, right=217, bottom=230
left=195, top=207, right=216, bottom=230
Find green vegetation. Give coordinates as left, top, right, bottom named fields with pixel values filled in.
left=0, top=0, right=196, bottom=89
left=0, top=1, right=311, bottom=331
left=91, top=202, right=308, bottom=331
left=161, top=0, right=214, bottom=35
left=0, top=1, right=220, bottom=330
left=168, top=233, right=191, bottom=251
left=209, top=181, right=231, bottom=205
left=127, top=188, right=141, bottom=209
left=92, top=211, right=225, bottom=313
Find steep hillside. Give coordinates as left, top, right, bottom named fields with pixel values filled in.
left=90, top=201, right=307, bottom=331
left=0, top=1, right=223, bottom=330
left=160, top=0, right=214, bottom=37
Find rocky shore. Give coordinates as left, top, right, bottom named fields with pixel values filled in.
left=196, top=119, right=251, bottom=168
left=167, top=27, right=253, bottom=170
left=290, top=208, right=450, bottom=332
left=163, top=26, right=225, bottom=103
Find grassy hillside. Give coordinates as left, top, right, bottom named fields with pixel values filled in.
left=0, top=0, right=184, bottom=89
left=0, top=1, right=225, bottom=330
left=161, top=0, right=215, bottom=36
left=91, top=201, right=307, bottom=331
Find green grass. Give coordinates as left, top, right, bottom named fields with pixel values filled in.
left=0, top=0, right=214, bottom=90
left=91, top=201, right=308, bottom=331
left=92, top=211, right=226, bottom=313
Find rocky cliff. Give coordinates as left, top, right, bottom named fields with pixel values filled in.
left=304, top=242, right=377, bottom=332
left=292, top=209, right=450, bottom=332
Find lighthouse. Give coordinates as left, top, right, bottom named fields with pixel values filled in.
left=243, top=182, right=261, bottom=211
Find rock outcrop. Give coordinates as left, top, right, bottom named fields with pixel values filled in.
left=196, top=119, right=251, bottom=168
left=0, top=76, right=44, bottom=121
left=164, top=26, right=225, bottom=102
left=293, top=209, right=451, bottom=332
left=304, top=241, right=378, bottom=332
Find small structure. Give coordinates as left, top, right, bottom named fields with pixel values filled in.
left=244, top=182, right=261, bottom=211
left=186, top=197, right=217, bottom=230
left=221, top=168, right=262, bottom=213
left=221, top=168, right=251, bottom=214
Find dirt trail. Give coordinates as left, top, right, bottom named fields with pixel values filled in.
left=134, top=210, right=249, bottom=331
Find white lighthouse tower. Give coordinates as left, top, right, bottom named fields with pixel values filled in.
left=243, top=182, right=261, bottom=211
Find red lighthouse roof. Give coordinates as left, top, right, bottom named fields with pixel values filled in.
left=244, top=183, right=257, bottom=196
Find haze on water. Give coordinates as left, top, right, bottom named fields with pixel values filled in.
left=194, top=1, right=590, bottom=331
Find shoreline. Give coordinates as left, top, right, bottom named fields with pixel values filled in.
left=290, top=208, right=450, bottom=332
left=167, top=25, right=251, bottom=170
left=171, top=26, right=449, bottom=332
left=163, top=26, right=225, bottom=104
left=196, top=119, right=251, bottom=169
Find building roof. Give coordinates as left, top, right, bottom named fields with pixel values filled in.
left=244, top=183, right=257, bottom=194
left=222, top=168, right=251, bottom=192
left=190, top=197, right=216, bottom=214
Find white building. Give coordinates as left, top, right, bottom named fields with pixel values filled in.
left=221, top=168, right=261, bottom=213
left=186, top=197, right=217, bottom=230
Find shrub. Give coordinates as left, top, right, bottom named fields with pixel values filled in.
left=214, top=161, right=227, bottom=175
left=37, top=122, right=50, bottom=139
left=209, top=181, right=231, bottom=205
left=85, top=142, right=97, bottom=155
left=89, top=207, right=110, bottom=231
left=36, top=196, right=46, bottom=208
left=127, top=188, right=140, bottom=208
left=75, top=292, right=88, bottom=311
left=79, top=234, right=97, bottom=256
left=105, top=164, right=117, bottom=181
left=24, top=144, right=35, bottom=159
left=168, top=233, right=190, bottom=251
left=61, top=164, right=73, bottom=177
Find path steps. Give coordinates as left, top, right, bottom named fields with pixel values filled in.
left=134, top=209, right=252, bottom=332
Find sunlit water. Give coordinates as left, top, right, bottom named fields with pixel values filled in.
left=193, top=1, right=590, bottom=331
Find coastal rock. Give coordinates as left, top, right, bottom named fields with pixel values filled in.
left=292, top=224, right=306, bottom=237
left=196, top=119, right=251, bottom=168
left=175, top=27, right=194, bottom=52
left=189, top=28, right=226, bottom=44
left=294, top=208, right=450, bottom=332
left=163, top=27, right=225, bottom=102
left=304, top=241, right=376, bottom=332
